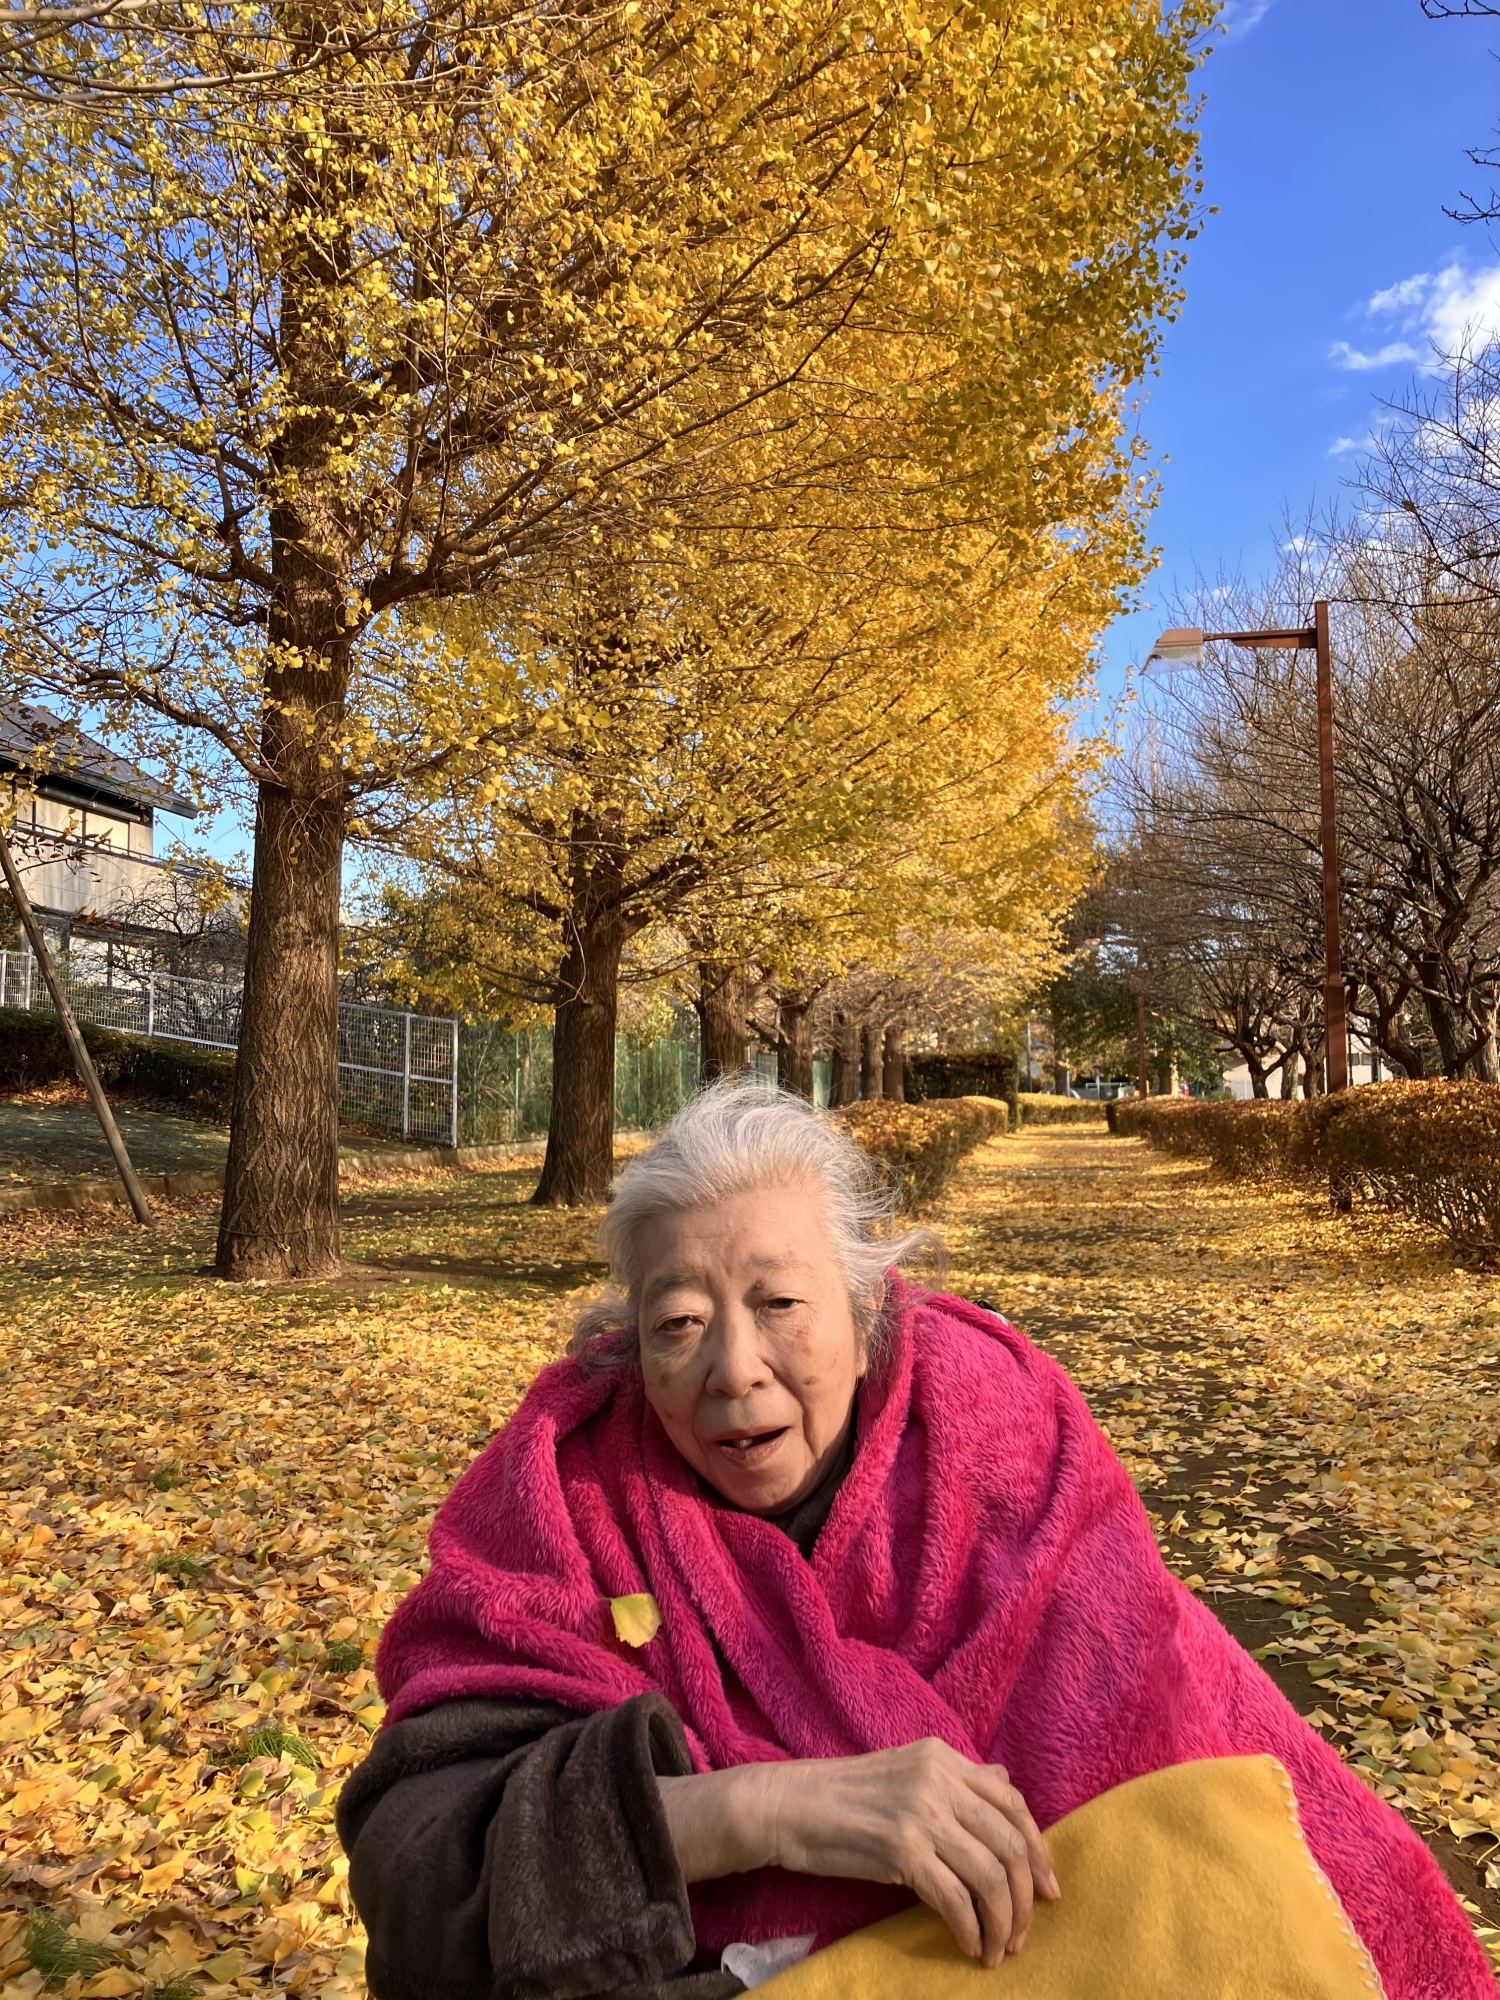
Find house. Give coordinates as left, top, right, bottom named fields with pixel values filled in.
left=0, top=702, right=200, bottom=950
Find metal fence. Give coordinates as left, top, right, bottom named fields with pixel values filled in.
left=456, top=1022, right=711, bottom=1145
left=0, top=943, right=774, bottom=1147
left=454, top=1027, right=782, bottom=1144
left=0, top=943, right=459, bottom=1146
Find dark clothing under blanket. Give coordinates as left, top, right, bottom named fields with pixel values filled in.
left=337, top=1420, right=857, bottom=2000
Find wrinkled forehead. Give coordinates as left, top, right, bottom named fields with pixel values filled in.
left=629, top=1182, right=836, bottom=1297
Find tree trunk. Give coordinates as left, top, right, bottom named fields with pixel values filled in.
left=216, top=137, right=354, bottom=1279
left=831, top=1010, right=861, bottom=1106
left=1243, top=1048, right=1272, bottom=1098
left=882, top=1023, right=906, bottom=1102
left=217, top=786, right=345, bottom=1276
left=533, top=901, right=626, bottom=1206
left=696, top=959, right=748, bottom=1085
left=860, top=1019, right=884, bottom=1100
left=1369, top=997, right=1426, bottom=1080
left=777, top=989, right=816, bottom=1100
left=1304, top=1031, right=1325, bottom=1099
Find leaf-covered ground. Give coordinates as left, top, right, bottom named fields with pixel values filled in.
left=0, top=1156, right=597, bottom=2000
left=941, top=1126, right=1500, bottom=1970
left=2, top=1125, right=1498, bottom=1993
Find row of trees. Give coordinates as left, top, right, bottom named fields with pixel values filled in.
left=1074, top=342, right=1500, bottom=1096
left=0, top=0, right=1211, bottom=1270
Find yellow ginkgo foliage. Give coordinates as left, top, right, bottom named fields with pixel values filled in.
left=0, top=0, right=1211, bottom=1269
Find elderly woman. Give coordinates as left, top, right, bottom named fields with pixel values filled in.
left=338, top=1082, right=1489, bottom=1999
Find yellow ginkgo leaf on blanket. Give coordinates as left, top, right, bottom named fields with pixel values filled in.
left=611, top=1594, right=663, bottom=1647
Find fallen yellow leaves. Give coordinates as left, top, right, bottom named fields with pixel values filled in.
left=937, top=1125, right=1500, bottom=1968
left=0, top=1164, right=598, bottom=1999
left=6, top=1128, right=1500, bottom=1989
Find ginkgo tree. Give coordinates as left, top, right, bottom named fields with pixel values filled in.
left=379, top=469, right=1115, bottom=1200
left=0, top=0, right=1210, bottom=1270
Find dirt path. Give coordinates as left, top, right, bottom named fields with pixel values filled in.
left=933, top=1126, right=1500, bottom=1951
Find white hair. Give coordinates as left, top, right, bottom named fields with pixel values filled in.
left=570, top=1076, right=942, bottom=1367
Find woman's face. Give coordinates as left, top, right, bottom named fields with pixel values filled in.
left=635, top=1183, right=863, bottom=1515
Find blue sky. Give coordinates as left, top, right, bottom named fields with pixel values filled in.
left=186, top=1, right=1499, bottom=866
left=1099, top=0, right=1500, bottom=712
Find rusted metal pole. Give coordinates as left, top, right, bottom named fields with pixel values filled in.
left=0, top=822, right=153, bottom=1224
left=1136, top=983, right=1149, bottom=1099
left=1314, top=601, right=1349, bottom=1094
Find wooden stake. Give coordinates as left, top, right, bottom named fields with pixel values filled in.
left=0, top=822, right=153, bottom=1225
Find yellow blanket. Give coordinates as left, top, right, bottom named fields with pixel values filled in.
left=758, top=1756, right=1383, bottom=2000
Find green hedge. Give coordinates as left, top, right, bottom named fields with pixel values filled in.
left=1110, top=1083, right=1500, bottom=1260
left=1016, top=1093, right=1109, bottom=1126
left=834, top=1095, right=1008, bottom=1208
left=0, top=1007, right=236, bottom=1123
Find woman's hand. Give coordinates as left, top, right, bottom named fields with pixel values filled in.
left=657, top=1739, right=1060, bottom=1967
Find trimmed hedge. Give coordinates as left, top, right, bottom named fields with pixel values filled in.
left=0, top=1006, right=236, bottom=1123
left=1016, top=1093, right=1109, bottom=1127
left=1110, top=1082, right=1500, bottom=1260
left=834, top=1095, right=1008, bottom=1209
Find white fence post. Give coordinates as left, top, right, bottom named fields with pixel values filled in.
left=401, top=1011, right=412, bottom=1141
left=145, top=971, right=155, bottom=1040
left=450, top=1018, right=459, bottom=1149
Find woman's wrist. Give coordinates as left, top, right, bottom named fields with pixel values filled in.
left=657, top=1763, right=790, bottom=1883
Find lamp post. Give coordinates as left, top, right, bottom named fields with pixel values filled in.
left=1149, top=602, right=1348, bottom=1095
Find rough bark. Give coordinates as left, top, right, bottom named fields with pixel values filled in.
left=696, top=960, right=748, bottom=1085
left=533, top=899, right=626, bottom=1207
left=831, top=1010, right=861, bottom=1106
left=860, top=1019, right=885, bottom=1100
left=217, top=132, right=354, bottom=1279
left=1303, top=1034, right=1325, bottom=1099
left=881, top=1023, right=906, bottom=1102
left=777, top=990, right=816, bottom=1100
left=217, top=785, right=345, bottom=1276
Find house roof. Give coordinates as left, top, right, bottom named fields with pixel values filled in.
left=0, top=703, right=196, bottom=818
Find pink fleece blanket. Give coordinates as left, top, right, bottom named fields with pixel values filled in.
left=378, top=1286, right=1492, bottom=1997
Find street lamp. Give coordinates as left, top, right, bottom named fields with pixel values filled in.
left=1147, top=601, right=1348, bottom=1094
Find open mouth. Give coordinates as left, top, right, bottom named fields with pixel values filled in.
left=710, top=1427, right=789, bottom=1463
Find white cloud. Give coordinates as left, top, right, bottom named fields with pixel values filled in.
left=1369, top=275, right=1430, bottom=316
left=1424, top=265, right=1500, bottom=353
left=1330, top=339, right=1423, bottom=372
left=1221, top=0, right=1275, bottom=36
left=1332, top=262, right=1500, bottom=373
left=1328, top=432, right=1376, bottom=458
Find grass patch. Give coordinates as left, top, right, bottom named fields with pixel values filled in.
left=151, top=1552, right=205, bottom=1579
left=210, top=1721, right=319, bottom=1771
left=24, top=1913, right=116, bottom=1988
